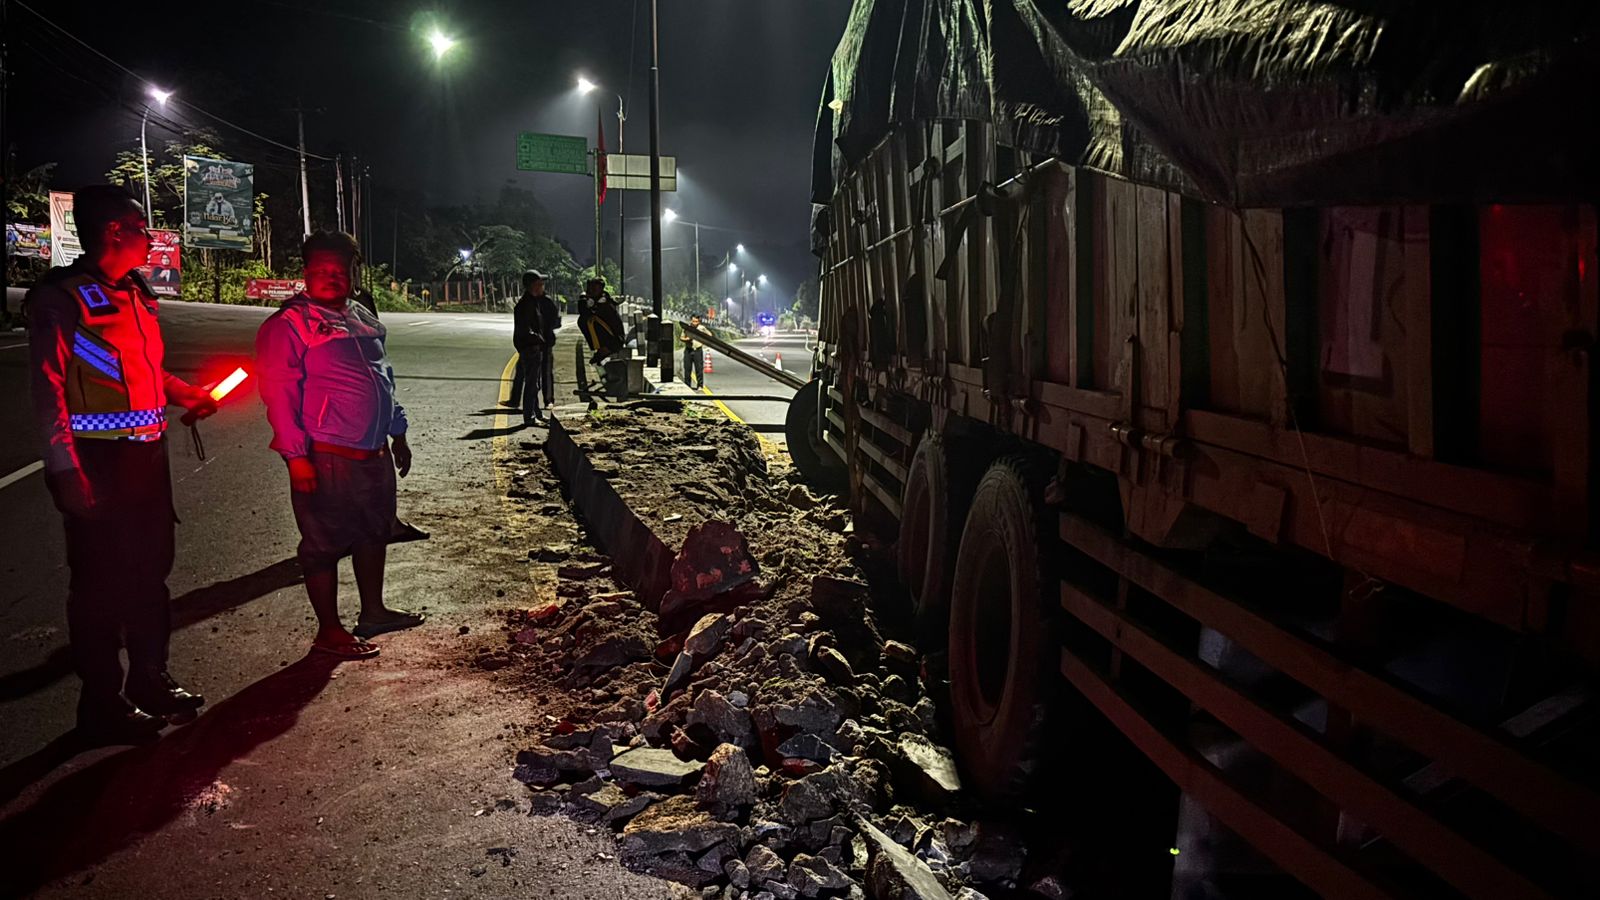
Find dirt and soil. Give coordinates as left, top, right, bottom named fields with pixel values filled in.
left=477, top=403, right=1043, bottom=900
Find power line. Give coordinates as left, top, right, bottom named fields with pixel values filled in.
left=11, top=0, right=332, bottom=161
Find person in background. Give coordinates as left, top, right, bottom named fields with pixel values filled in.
left=680, top=313, right=707, bottom=390
left=256, top=231, right=426, bottom=660
left=509, top=269, right=561, bottom=423
left=577, top=277, right=624, bottom=365
left=27, top=185, right=218, bottom=743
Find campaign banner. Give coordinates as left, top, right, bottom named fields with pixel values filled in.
left=246, top=279, right=305, bottom=302
left=48, top=191, right=82, bottom=267
left=138, top=229, right=182, bottom=297
left=5, top=223, right=50, bottom=260
left=183, top=156, right=254, bottom=251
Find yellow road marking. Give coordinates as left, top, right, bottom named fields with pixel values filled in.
left=492, top=353, right=521, bottom=500
left=700, top=386, right=784, bottom=457
left=701, top=385, right=747, bottom=426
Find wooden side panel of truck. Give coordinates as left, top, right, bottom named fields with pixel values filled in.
left=804, top=119, right=1600, bottom=898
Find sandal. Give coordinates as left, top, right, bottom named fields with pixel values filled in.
left=389, top=520, right=431, bottom=544
left=311, top=638, right=381, bottom=660
left=353, top=611, right=427, bottom=639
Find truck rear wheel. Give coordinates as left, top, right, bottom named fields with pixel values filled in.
left=948, top=457, right=1054, bottom=802
left=898, top=434, right=963, bottom=648
left=785, top=378, right=844, bottom=491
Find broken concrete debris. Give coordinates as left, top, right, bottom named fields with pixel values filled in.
left=696, top=743, right=759, bottom=814
left=611, top=746, right=706, bottom=789
left=501, top=408, right=1032, bottom=898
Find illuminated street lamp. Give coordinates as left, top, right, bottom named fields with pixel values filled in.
left=736, top=243, right=745, bottom=253
left=575, top=75, right=626, bottom=292
left=141, top=86, right=172, bottom=228
left=429, top=29, right=457, bottom=60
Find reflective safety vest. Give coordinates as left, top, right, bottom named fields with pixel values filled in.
left=53, top=267, right=170, bottom=441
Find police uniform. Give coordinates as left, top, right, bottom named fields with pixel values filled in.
left=27, top=259, right=203, bottom=726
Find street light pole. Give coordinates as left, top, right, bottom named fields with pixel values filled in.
left=140, top=107, right=153, bottom=228
left=617, top=93, right=625, bottom=299
left=296, top=103, right=311, bottom=237
left=648, top=0, right=668, bottom=380
left=139, top=88, right=170, bottom=228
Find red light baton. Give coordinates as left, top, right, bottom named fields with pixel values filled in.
left=182, top=367, right=249, bottom=425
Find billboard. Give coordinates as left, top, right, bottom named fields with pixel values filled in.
left=138, top=229, right=182, bottom=297
left=183, top=156, right=254, bottom=250
left=246, top=279, right=305, bottom=302
left=48, top=191, right=82, bottom=267
left=5, top=223, right=50, bottom=260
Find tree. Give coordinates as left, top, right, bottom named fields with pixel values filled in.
left=472, top=224, right=530, bottom=280
left=791, top=278, right=819, bottom=322
left=6, top=162, right=56, bottom=221
left=106, top=130, right=226, bottom=229
left=526, top=235, right=583, bottom=300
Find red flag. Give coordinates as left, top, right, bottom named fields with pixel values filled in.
left=596, top=109, right=608, bottom=203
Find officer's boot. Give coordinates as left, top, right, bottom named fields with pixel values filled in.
left=126, top=670, right=206, bottom=720
left=76, top=693, right=163, bottom=746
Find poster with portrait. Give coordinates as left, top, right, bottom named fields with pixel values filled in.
left=138, top=229, right=183, bottom=296
left=183, top=156, right=254, bottom=251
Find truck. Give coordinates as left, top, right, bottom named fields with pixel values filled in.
left=788, top=2, right=1600, bottom=897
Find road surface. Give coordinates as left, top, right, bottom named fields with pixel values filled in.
left=0, top=301, right=689, bottom=899
left=685, top=330, right=813, bottom=442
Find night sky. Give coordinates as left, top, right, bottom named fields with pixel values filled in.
left=7, top=0, right=855, bottom=300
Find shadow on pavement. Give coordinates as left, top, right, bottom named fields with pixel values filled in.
left=458, top=423, right=529, bottom=440
left=0, top=559, right=302, bottom=707
left=0, top=732, right=82, bottom=807
left=0, top=653, right=339, bottom=897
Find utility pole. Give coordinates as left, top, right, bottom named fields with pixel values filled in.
left=363, top=164, right=373, bottom=289
left=295, top=104, right=311, bottom=237
left=1, top=0, right=9, bottom=323
left=350, top=154, right=361, bottom=246
left=334, top=154, right=346, bottom=232
left=614, top=94, right=620, bottom=299
left=648, top=0, right=669, bottom=381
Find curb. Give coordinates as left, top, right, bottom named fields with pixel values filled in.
left=543, top=411, right=674, bottom=610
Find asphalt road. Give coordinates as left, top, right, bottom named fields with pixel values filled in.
left=0, top=301, right=691, bottom=899
left=683, top=331, right=813, bottom=442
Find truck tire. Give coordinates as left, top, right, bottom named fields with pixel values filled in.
left=948, top=456, right=1054, bottom=802
left=898, top=434, right=962, bottom=649
left=786, top=378, right=844, bottom=491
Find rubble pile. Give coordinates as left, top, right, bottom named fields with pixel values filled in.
left=498, top=406, right=1028, bottom=900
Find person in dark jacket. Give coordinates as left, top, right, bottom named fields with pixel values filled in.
left=577, top=278, right=624, bottom=365
left=511, top=270, right=559, bottom=423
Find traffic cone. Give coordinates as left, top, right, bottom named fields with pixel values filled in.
left=774, top=352, right=784, bottom=370
left=704, top=350, right=714, bottom=374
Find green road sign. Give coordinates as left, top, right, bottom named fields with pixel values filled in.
left=516, top=132, right=589, bottom=175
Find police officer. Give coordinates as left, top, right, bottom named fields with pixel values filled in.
left=27, top=185, right=218, bottom=744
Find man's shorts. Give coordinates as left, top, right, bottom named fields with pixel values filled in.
left=290, top=449, right=397, bottom=570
